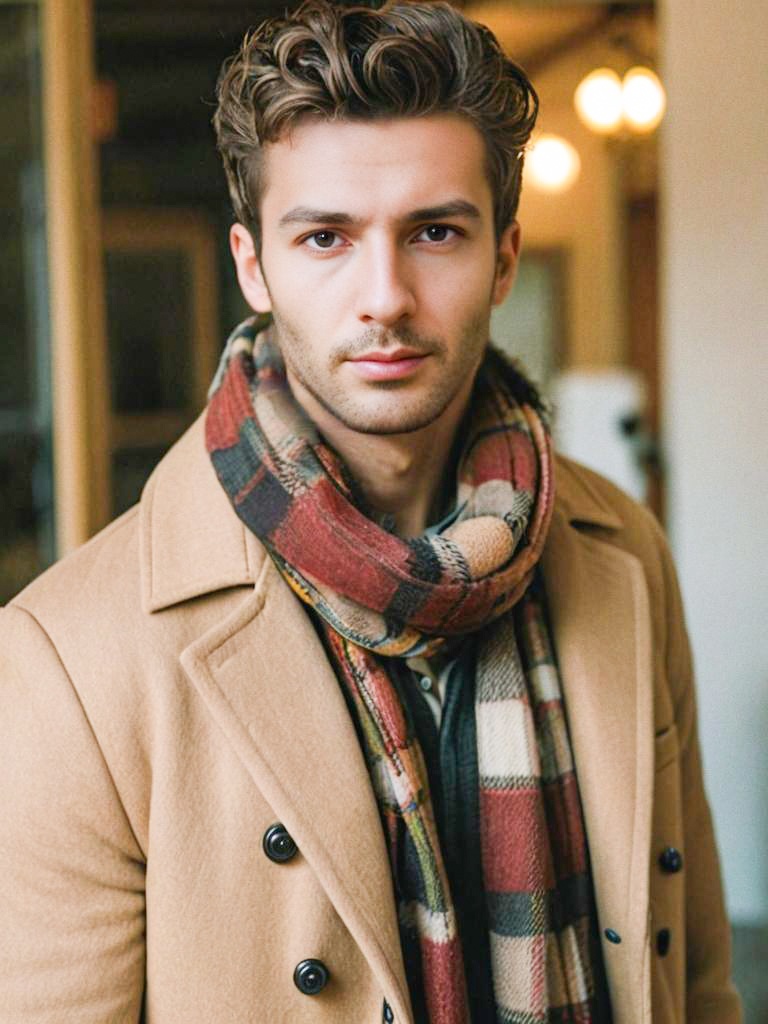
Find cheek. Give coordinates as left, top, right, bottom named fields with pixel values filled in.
left=420, top=261, right=495, bottom=321
left=269, top=250, right=346, bottom=312
left=416, top=240, right=497, bottom=296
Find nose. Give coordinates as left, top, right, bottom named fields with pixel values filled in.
left=355, top=239, right=416, bottom=328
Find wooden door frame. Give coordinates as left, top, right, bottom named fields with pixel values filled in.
left=43, top=0, right=110, bottom=555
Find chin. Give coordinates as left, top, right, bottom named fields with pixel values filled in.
left=291, top=369, right=463, bottom=437
left=328, top=403, right=451, bottom=436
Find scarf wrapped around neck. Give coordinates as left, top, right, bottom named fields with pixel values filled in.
left=206, top=316, right=601, bottom=1024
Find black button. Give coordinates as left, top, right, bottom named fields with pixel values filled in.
left=263, top=823, right=298, bottom=863
left=383, top=1000, right=394, bottom=1022
left=657, top=927, right=671, bottom=956
left=658, top=846, right=683, bottom=873
left=604, top=928, right=622, bottom=944
left=294, top=958, right=329, bottom=995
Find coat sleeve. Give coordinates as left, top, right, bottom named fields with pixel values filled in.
left=655, top=526, right=742, bottom=1022
left=0, top=604, right=146, bottom=1023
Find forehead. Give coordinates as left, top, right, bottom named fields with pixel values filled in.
left=259, top=113, right=493, bottom=222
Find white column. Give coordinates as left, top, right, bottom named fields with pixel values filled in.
left=660, top=0, right=768, bottom=922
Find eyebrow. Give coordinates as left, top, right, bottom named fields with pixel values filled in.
left=277, top=199, right=482, bottom=229
left=278, top=207, right=356, bottom=228
left=405, top=200, right=481, bottom=223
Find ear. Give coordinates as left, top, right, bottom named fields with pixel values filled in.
left=229, top=223, right=272, bottom=312
left=491, top=220, right=522, bottom=307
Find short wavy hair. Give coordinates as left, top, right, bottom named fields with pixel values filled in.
left=213, top=0, right=538, bottom=246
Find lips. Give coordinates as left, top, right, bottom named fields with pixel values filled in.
left=350, top=348, right=423, bottom=363
left=347, top=348, right=428, bottom=382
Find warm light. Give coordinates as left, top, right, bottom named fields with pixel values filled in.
left=574, top=64, right=666, bottom=136
left=527, top=133, right=581, bottom=193
left=622, top=66, right=666, bottom=132
left=574, top=68, right=623, bottom=134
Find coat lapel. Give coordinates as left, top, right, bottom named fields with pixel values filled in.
left=542, top=499, right=654, bottom=1022
left=141, top=417, right=412, bottom=1022
left=179, top=554, right=413, bottom=1023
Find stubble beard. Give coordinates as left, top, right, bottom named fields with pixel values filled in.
left=270, top=308, right=491, bottom=437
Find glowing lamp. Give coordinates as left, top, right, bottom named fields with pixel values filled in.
left=622, top=66, right=666, bottom=133
left=573, top=68, right=623, bottom=134
left=527, top=133, right=581, bottom=193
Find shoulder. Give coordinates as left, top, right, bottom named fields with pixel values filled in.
left=1, top=417, right=257, bottom=735
left=554, top=452, right=669, bottom=559
left=8, top=504, right=142, bottom=629
left=553, top=452, right=678, bottom=610
left=2, top=504, right=163, bottom=740
left=6, top=415, right=256, bottom=650
left=552, top=453, right=690, bottom=691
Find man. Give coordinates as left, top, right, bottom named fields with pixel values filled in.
left=0, top=2, right=740, bottom=1022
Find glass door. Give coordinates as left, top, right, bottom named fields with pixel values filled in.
left=1, top=0, right=107, bottom=602
left=0, top=2, right=53, bottom=603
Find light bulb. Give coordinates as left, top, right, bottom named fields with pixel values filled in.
left=527, top=133, right=581, bottom=193
left=574, top=67, right=623, bottom=134
left=622, top=66, right=666, bottom=132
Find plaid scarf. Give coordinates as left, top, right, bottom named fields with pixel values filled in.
left=206, top=317, right=600, bottom=1023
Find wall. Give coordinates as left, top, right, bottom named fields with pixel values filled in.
left=473, top=6, right=629, bottom=371
left=660, top=0, right=768, bottom=923
left=516, top=42, right=626, bottom=370
left=517, top=90, right=625, bottom=369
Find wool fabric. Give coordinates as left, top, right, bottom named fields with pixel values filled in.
left=206, top=316, right=600, bottom=1023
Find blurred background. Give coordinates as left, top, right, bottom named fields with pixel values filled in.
left=1, top=0, right=766, bottom=1015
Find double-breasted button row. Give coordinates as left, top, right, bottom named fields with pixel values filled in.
left=655, top=845, right=681, bottom=958
left=262, top=827, right=331, bottom=998
left=263, top=823, right=298, bottom=863
left=261, top=824, right=394, bottom=1012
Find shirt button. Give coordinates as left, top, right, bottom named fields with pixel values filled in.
left=419, top=675, right=432, bottom=693
left=293, top=958, right=329, bottom=995
left=657, top=927, right=671, bottom=956
left=383, top=1000, right=394, bottom=1022
left=658, top=846, right=684, bottom=873
left=262, top=823, right=298, bottom=863
left=604, top=928, right=622, bottom=944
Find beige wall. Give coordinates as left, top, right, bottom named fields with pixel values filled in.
left=660, top=0, right=768, bottom=923
left=472, top=9, right=631, bottom=370
left=517, top=92, right=626, bottom=369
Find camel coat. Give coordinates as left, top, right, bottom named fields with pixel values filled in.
left=0, top=416, right=740, bottom=1023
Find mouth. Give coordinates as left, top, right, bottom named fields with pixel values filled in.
left=350, top=347, right=425, bottom=362
left=346, top=348, right=429, bottom=382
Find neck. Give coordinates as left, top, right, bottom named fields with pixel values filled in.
left=287, top=377, right=474, bottom=538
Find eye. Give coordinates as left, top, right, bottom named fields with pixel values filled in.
left=415, top=224, right=459, bottom=243
left=304, top=230, right=344, bottom=250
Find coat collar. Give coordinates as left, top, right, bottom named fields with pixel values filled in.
left=139, top=414, right=623, bottom=613
left=139, top=415, right=263, bottom=613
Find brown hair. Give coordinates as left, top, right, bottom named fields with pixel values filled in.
left=213, top=0, right=538, bottom=246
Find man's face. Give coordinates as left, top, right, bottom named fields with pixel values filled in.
left=231, top=113, right=520, bottom=435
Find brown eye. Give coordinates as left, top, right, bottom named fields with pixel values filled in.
left=422, top=225, right=454, bottom=242
left=311, top=231, right=337, bottom=248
